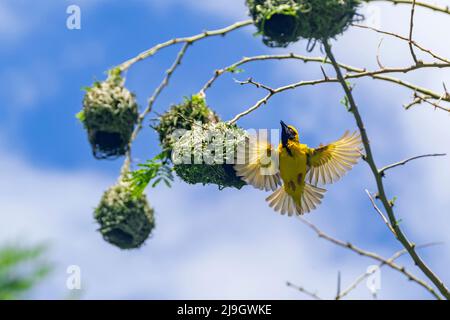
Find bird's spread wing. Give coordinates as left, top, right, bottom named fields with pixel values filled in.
left=234, top=137, right=281, bottom=191
left=306, top=131, right=362, bottom=185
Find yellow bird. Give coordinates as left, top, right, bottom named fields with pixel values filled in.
left=234, top=121, right=362, bottom=216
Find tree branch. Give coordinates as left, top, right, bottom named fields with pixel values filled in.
left=286, top=281, right=323, bottom=300
left=379, top=153, right=446, bottom=176
left=225, top=55, right=450, bottom=123
left=366, top=0, right=450, bottom=15
left=365, top=189, right=396, bottom=236
left=408, top=0, right=419, bottom=64
left=298, top=217, right=442, bottom=299
left=323, top=40, right=450, bottom=300
left=116, top=20, right=252, bottom=72
left=121, top=43, right=189, bottom=175
left=337, top=242, right=443, bottom=299
left=352, top=24, right=450, bottom=64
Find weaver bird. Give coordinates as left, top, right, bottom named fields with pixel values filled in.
left=234, top=121, right=362, bottom=216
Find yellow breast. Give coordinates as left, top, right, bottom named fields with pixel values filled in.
left=278, top=142, right=308, bottom=202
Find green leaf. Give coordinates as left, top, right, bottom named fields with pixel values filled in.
left=126, top=152, right=174, bottom=197
left=75, top=110, right=85, bottom=123
left=0, top=244, right=51, bottom=300
left=390, top=196, right=398, bottom=207
left=340, top=95, right=350, bottom=111
left=226, top=66, right=244, bottom=74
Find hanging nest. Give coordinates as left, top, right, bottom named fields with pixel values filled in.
left=79, top=69, right=139, bottom=159
left=172, top=122, right=247, bottom=190
left=153, top=94, right=219, bottom=153
left=246, top=0, right=361, bottom=48
left=94, top=182, right=155, bottom=250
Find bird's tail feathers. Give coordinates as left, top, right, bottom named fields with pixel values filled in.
left=266, top=184, right=326, bottom=216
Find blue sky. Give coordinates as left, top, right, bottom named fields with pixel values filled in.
left=1, top=0, right=450, bottom=299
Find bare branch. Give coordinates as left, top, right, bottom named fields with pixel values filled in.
left=297, top=217, right=442, bottom=299
left=408, top=0, right=419, bottom=64
left=225, top=55, right=450, bottom=123
left=323, top=40, right=450, bottom=300
left=405, top=93, right=450, bottom=112
left=337, top=242, right=443, bottom=299
left=352, top=24, right=450, bottom=64
left=199, top=53, right=331, bottom=94
left=116, top=20, right=252, bottom=72
left=228, top=77, right=334, bottom=124
left=379, top=153, right=446, bottom=175
left=235, top=77, right=275, bottom=93
left=121, top=43, right=189, bottom=174
left=365, top=189, right=396, bottom=236
left=376, top=38, right=385, bottom=69
left=366, top=0, right=450, bottom=15
left=286, top=281, right=323, bottom=300
left=335, top=271, right=342, bottom=300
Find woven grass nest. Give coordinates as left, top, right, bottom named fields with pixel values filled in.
left=246, top=0, right=361, bottom=48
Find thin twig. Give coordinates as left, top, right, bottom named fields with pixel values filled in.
left=335, top=271, right=342, bottom=300
left=286, top=281, right=323, bottom=300
left=121, top=43, right=189, bottom=174
left=323, top=40, right=450, bottom=300
left=201, top=53, right=450, bottom=100
left=337, top=242, right=443, bottom=299
left=379, top=153, right=446, bottom=176
left=405, top=93, right=450, bottom=112
left=376, top=38, right=385, bottom=69
left=366, top=0, right=450, bottom=15
left=298, top=217, right=442, bottom=300
left=116, top=20, right=252, bottom=72
left=352, top=24, right=450, bottom=64
left=365, top=189, right=396, bottom=236
left=228, top=78, right=334, bottom=124
left=226, top=58, right=450, bottom=123
left=408, top=0, right=419, bottom=64
left=235, top=77, right=275, bottom=93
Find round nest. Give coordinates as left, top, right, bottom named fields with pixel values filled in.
left=153, top=94, right=219, bottom=153
left=95, top=183, right=155, bottom=250
left=171, top=122, right=247, bottom=190
left=246, top=0, right=361, bottom=48
left=81, top=69, right=139, bottom=159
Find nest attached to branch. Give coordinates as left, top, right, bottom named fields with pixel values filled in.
left=153, top=94, right=219, bottom=153
left=246, top=0, right=361, bottom=48
left=95, top=182, right=155, bottom=250
left=171, top=122, right=247, bottom=190
left=80, top=69, right=139, bottom=159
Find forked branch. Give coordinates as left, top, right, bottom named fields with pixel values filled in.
left=323, top=40, right=450, bottom=299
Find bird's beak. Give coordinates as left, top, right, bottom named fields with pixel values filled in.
left=280, top=120, right=289, bottom=147
left=280, top=120, right=289, bottom=136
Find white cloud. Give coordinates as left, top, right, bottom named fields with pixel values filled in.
left=0, top=136, right=427, bottom=299
left=0, top=2, right=28, bottom=42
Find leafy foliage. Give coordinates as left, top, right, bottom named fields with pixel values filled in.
left=0, top=244, right=51, bottom=300
left=127, top=151, right=174, bottom=197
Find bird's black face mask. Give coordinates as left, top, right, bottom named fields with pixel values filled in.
left=280, top=120, right=295, bottom=149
